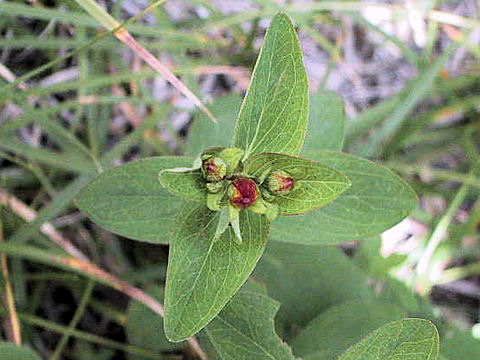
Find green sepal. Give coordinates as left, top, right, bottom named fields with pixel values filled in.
left=218, top=147, right=244, bottom=175
left=245, top=153, right=351, bottom=215
left=206, top=180, right=226, bottom=194
left=214, top=207, right=231, bottom=241
left=158, top=167, right=207, bottom=202
left=228, top=205, right=242, bottom=243
left=207, top=192, right=225, bottom=211
left=248, top=197, right=279, bottom=221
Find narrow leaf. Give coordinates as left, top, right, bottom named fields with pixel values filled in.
left=200, top=291, right=294, bottom=360
left=159, top=168, right=206, bottom=202
left=336, top=319, right=439, bottom=360
left=271, top=150, right=418, bottom=244
left=232, top=13, right=309, bottom=157
left=245, top=153, right=351, bottom=215
left=303, top=91, right=345, bottom=152
left=73, top=0, right=216, bottom=122
left=76, top=157, right=192, bottom=244
left=164, top=203, right=269, bottom=341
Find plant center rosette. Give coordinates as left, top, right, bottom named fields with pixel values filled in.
left=159, top=146, right=351, bottom=243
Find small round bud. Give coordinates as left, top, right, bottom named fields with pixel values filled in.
left=201, top=156, right=227, bottom=181
left=228, top=177, right=259, bottom=209
left=266, top=170, right=294, bottom=194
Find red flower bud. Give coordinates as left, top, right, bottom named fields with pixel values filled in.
left=266, top=170, right=294, bottom=194
left=201, top=156, right=227, bottom=181
left=228, top=177, right=259, bottom=209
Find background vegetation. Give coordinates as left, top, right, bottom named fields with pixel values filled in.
left=0, top=0, right=479, bottom=359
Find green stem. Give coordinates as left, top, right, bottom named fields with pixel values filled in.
left=416, top=181, right=469, bottom=278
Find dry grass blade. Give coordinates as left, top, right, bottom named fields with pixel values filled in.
left=0, top=190, right=207, bottom=360
left=0, top=205, right=22, bottom=345
left=0, top=190, right=89, bottom=262
left=73, top=0, right=216, bottom=123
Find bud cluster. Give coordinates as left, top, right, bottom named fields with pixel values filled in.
left=197, top=148, right=296, bottom=221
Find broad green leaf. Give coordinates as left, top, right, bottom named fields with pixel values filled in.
left=76, top=157, right=192, bottom=244
left=200, top=291, right=294, bottom=360
left=164, top=202, right=269, bottom=341
left=291, top=299, right=405, bottom=358
left=0, top=343, right=42, bottom=360
left=303, top=91, right=345, bottom=152
left=127, top=286, right=185, bottom=359
left=253, top=241, right=373, bottom=336
left=159, top=168, right=206, bottom=202
left=271, top=150, right=418, bottom=244
left=185, top=94, right=242, bottom=156
left=245, top=153, right=351, bottom=215
left=232, top=13, right=309, bottom=158
left=336, top=319, right=439, bottom=360
left=441, top=331, right=480, bottom=360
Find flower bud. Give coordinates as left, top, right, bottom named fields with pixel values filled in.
left=201, top=156, right=227, bottom=181
left=266, top=170, right=294, bottom=194
left=228, top=177, right=259, bottom=209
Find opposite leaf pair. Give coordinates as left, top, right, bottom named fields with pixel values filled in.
left=159, top=148, right=351, bottom=242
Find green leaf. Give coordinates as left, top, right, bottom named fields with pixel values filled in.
left=336, top=319, right=439, bottom=360
left=441, top=331, right=480, bottom=360
left=0, top=343, right=42, bottom=360
left=127, top=286, right=185, bottom=359
left=185, top=94, right=242, bottom=156
left=200, top=291, right=294, bottom=360
left=291, top=299, right=405, bottom=358
left=164, top=202, right=269, bottom=341
left=303, top=91, right=345, bottom=152
left=270, top=150, right=418, bottom=244
left=232, top=13, right=309, bottom=158
left=253, top=241, right=373, bottom=335
left=76, top=157, right=192, bottom=244
left=159, top=168, right=206, bottom=202
left=245, top=153, right=351, bottom=215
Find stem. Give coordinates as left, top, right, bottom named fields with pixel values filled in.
left=416, top=181, right=469, bottom=277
